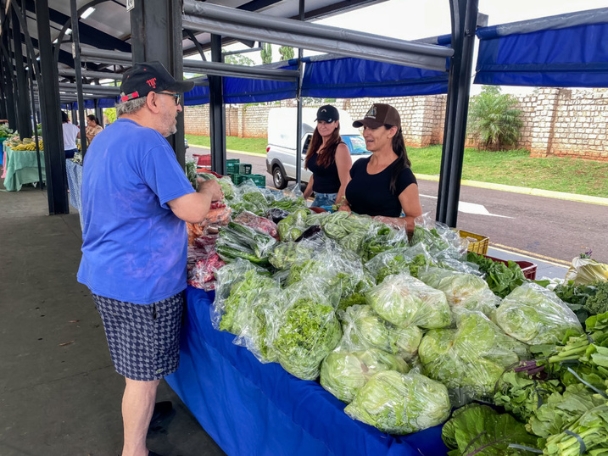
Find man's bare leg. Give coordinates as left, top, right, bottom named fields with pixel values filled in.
left=121, top=378, right=160, bottom=456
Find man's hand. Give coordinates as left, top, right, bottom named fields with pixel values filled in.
left=197, top=178, right=223, bottom=202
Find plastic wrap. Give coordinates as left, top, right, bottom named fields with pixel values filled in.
left=277, top=208, right=310, bottom=241
left=233, top=210, right=279, bottom=239
left=364, top=243, right=435, bottom=283
left=359, top=223, right=410, bottom=261
left=228, top=182, right=272, bottom=215
left=270, top=284, right=342, bottom=380
left=216, top=221, right=277, bottom=266
left=187, top=250, right=225, bottom=291
left=410, top=216, right=467, bottom=261
left=565, top=256, right=608, bottom=285
left=344, top=371, right=451, bottom=435
left=493, top=282, right=583, bottom=345
left=418, top=267, right=500, bottom=317
left=186, top=202, right=232, bottom=244
left=338, top=305, right=422, bottom=360
left=198, top=172, right=236, bottom=201
left=418, top=309, right=529, bottom=405
left=366, top=273, right=452, bottom=329
left=320, top=348, right=410, bottom=403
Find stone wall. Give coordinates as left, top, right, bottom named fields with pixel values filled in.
left=184, top=87, right=608, bottom=160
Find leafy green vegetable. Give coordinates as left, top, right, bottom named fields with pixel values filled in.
left=366, top=273, right=452, bottom=329
left=273, top=296, right=342, bottom=380
left=466, top=251, right=527, bottom=298
left=442, top=403, right=539, bottom=455
left=419, top=310, right=529, bottom=403
left=543, top=404, right=608, bottom=455
left=584, top=281, right=608, bottom=316
left=268, top=241, right=315, bottom=270
left=320, top=348, right=409, bottom=403
left=345, top=371, right=451, bottom=435
left=565, top=257, right=608, bottom=285
left=277, top=208, right=309, bottom=241
left=365, top=246, right=434, bottom=283
left=493, top=283, right=583, bottom=345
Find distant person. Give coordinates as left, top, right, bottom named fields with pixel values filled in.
left=85, top=115, right=103, bottom=144
left=77, top=61, right=222, bottom=456
left=339, top=103, right=423, bottom=234
left=61, top=111, right=80, bottom=158
left=302, top=105, right=352, bottom=209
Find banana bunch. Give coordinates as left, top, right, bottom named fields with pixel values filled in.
left=11, top=139, right=43, bottom=151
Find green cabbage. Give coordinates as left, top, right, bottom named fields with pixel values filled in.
left=344, top=371, right=451, bottom=434
left=365, top=273, right=452, bottom=329
left=493, top=282, right=583, bottom=345
left=419, top=310, right=529, bottom=403
left=320, top=349, right=409, bottom=403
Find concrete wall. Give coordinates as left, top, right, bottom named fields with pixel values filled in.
left=184, top=87, right=608, bottom=160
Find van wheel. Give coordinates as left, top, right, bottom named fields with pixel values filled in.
left=272, top=165, right=288, bottom=189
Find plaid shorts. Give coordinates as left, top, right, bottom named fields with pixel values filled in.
left=92, top=293, right=184, bottom=381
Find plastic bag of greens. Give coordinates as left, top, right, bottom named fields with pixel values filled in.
left=418, top=267, right=500, bottom=317
left=410, top=216, right=467, bottom=261
left=198, top=172, right=236, bottom=201
left=268, top=240, right=316, bottom=270
left=564, top=256, right=608, bottom=285
left=344, top=371, right=451, bottom=434
left=364, top=243, right=434, bottom=283
left=419, top=309, right=529, bottom=405
left=493, top=282, right=583, bottom=345
left=277, top=208, right=310, bottom=241
left=270, top=283, right=342, bottom=380
left=338, top=305, right=422, bottom=360
left=359, top=222, right=410, bottom=262
left=212, top=264, right=277, bottom=335
left=320, top=348, right=410, bottom=403
left=366, top=273, right=452, bottom=329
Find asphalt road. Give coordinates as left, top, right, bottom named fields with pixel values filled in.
left=188, top=146, right=607, bottom=264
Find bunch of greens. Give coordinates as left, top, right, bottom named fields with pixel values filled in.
left=216, top=221, right=277, bottom=266
left=565, top=256, right=608, bottom=285
left=493, top=283, right=583, bottom=345
left=410, top=224, right=466, bottom=261
left=338, top=305, right=423, bottom=360
left=337, top=273, right=376, bottom=311
left=543, top=404, right=608, bottom=455
left=0, top=124, right=13, bottom=138
left=419, top=310, right=529, bottom=403
left=366, top=273, right=452, bottom=329
left=228, top=189, right=270, bottom=215
left=584, top=281, right=608, bottom=317
left=199, top=172, right=236, bottom=200
left=493, top=371, right=563, bottom=422
left=268, top=240, right=315, bottom=270
left=359, top=224, right=409, bottom=261
left=277, top=208, right=310, bottom=241
left=526, top=383, right=606, bottom=439
left=272, top=290, right=342, bottom=380
left=553, top=280, right=599, bottom=323
left=418, top=267, right=500, bottom=317
left=268, top=196, right=307, bottom=213
left=320, top=348, right=409, bottom=403
left=466, top=251, right=527, bottom=298
left=344, top=371, right=451, bottom=435
left=365, top=245, right=434, bottom=283
left=442, top=403, right=539, bottom=455
left=185, top=161, right=198, bottom=188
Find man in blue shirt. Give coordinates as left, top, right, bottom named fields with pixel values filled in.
left=78, top=61, right=222, bottom=456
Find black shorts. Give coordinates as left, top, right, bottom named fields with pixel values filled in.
left=93, top=293, right=184, bottom=381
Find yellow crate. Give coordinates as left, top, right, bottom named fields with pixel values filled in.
left=459, top=230, right=489, bottom=255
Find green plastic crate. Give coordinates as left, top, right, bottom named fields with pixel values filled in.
left=226, top=162, right=239, bottom=174
left=238, top=163, right=252, bottom=175
left=226, top=158, right=240, bottom=165
left=248, top=174, right=266, bottom=188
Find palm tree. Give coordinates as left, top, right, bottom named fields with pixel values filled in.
left=468, top=86, right=523, bottom=151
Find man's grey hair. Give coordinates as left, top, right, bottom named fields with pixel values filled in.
left=116, top=97, right=147, bottom=117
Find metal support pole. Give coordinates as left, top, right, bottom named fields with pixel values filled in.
left=208, top=34, right=225, bottom=175
left=70, top=0, right=87, bottom=156
left=28, top=64, right=43, bottom=190
left=436, top=0, right=479, bottom=227
left=130, top=0, right=186, bottom=167
left=1, top=33, right=17, bottom=130
left=295, top=0, right=305, bottom=188
left=11, top=6, right=32, bottom=138
left=35, top=0, right=69, bottom=215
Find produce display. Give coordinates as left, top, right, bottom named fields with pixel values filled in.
left=183, top=174, right=608, bottom=453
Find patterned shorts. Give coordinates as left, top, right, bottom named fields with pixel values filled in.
left=92, top=293, right=184, bottom=381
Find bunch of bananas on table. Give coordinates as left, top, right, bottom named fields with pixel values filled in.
left=11, top=138, right=44, bottom=151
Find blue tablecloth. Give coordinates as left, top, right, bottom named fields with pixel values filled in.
left=166, top=287, right=448, bottom=456
left=65, top=159, right=84, bottom=227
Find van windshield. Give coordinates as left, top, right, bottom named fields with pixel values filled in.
left=343, top=135, right=369, bottom=155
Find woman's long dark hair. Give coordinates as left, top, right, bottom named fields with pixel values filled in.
left=87, top=114, right=100, bottom=125
left=389, top=125, right=412, bottom=194
left=304, top=123, right=342, bottom=169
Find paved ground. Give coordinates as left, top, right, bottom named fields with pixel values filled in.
left=0, top=182, right=225, bottom=456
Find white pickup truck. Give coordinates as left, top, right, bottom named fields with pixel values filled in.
left=265, top=107, right=371, bottom=189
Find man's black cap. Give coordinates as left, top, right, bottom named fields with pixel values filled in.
left=316, top=105, right=339, bottom=123
left=120, top=61, right=194, bottom=103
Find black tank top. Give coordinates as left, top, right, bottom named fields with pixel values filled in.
left=307, top=149, right=341, bottom=194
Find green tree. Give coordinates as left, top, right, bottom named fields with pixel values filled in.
left=104, top=108, right=116, bottom=124
left=223, top=49, right=254, bottom=66
left=468, top=86, right=523, bottom=151
left=278, top=46, right=294, bottom=61
left=260, top=43, right=273, bottom=64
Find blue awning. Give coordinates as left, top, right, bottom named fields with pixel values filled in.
left=475, top=8, right=608, bottom=87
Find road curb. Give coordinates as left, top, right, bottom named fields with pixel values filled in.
left=416, top=173, right=608, bottom=206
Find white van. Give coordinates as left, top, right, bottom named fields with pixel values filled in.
left=265, top=107, right=370, bottom=189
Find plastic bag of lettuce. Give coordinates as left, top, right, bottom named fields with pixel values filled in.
left=344, top=371, right=451, bottom=434
left=320, top=348, right=409, bottom=403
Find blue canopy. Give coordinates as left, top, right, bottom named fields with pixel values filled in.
left=183, top=52, right=450, bottom=106
left=62, top=97, right=119, bottom=110
left=475, top=8, right=608, bottom=87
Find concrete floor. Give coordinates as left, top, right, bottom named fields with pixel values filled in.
left=0, top=182, right=225, bottom=456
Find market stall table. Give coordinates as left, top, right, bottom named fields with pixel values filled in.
left=2, top=143, right=45, bottom=191
left=166, top=287, right=448, bottom=456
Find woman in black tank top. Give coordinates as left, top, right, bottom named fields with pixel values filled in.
left=303, top=105, right=352, bottom=209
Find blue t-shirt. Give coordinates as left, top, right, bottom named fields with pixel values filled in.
left=77, top=118, right=195, bottom=305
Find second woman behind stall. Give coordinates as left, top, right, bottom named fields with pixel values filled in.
left=302, top=105, right=352, bottom=209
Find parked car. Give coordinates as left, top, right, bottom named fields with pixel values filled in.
left=265, top=107, right=371, bottom=189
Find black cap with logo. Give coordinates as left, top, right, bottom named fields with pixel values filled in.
left=315, top=105, right=340, bottom=123
left=120, top=61, right=194, bottom=103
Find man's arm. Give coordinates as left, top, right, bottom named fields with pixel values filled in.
left=167, top=179, right=223, bottom=223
